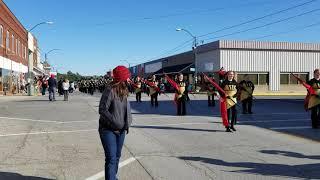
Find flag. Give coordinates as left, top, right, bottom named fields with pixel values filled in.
left=217, top=67, right=226, bottom=78
left=203, top=73, right=225, bottom=96
left=240, top=85, right=253, bottom=102
left=129, top=80, right=139, bottom=89
left=144, top=80, right=160, bottom=92
left=165, top=74, right=179, bottom=91
left=290, top=73, right=319, bottom=110
left=291, top=73, right=316, bottom=95
left=165, top=74, right=180, bottom=105
left=203, top=73, right=229, bottom=127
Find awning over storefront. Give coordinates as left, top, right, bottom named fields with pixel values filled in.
left=154, top=63, right=194, bottom=75
left=33, top=66, right=46, bottom=76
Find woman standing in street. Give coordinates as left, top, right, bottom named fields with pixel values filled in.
left=99, top=65, right=132, bottom=180
left=62, top=79, right=70, bottom=101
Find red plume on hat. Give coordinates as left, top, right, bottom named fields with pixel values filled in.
left=113, top=65, right=131, bottom=82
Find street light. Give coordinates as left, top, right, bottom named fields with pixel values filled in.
left=176, top=28, right=198, bottom=91
left=45, top=49, right=61, bottom=62
left=27, top=21, right=54, bottom=96
left=29, top=21, right=54, bottom=32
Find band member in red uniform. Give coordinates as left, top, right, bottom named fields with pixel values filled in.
left=134, top=76, right=143, bottom=102
left=239, top=76, right=255, bottom=114
left=307, top=69, right=320, bottom=129
left=206, top=74, right=216, bottom=107
left=220, top=71, right=239, bottom=132
left=176, top=73, right=187, bottom=116
left=149, top=75, right=159, bottom=107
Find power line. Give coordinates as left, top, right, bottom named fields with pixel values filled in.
left=198, top=0, right=318, bottom=38
left=143, top=39, right=193, bottom=62
left=159, top=41, right=194, bottom=58
left=201, top=8, right=320, bottom=42
left=131, top=0, right=318, bottom=66
left=93, top=0, right=290, bottom=27
left=253, top=21, right=320, bottom=39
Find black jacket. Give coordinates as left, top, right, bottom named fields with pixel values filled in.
left=48, top=78, right=57, bottom=89
left=99, top=87, right=132, bottom=132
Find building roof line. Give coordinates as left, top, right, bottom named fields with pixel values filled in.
left=0, top=1, right=27, bottom=33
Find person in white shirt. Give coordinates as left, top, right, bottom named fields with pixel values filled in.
left=70, top=82, right=75, bottom=93
left=62, top=79, right=70, bottom=101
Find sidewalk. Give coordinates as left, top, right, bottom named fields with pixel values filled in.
left=253, top=91, right=306, bottom=96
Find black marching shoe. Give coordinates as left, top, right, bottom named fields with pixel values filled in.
left=226, top=127, right=232, bottom=132
left=230, top=126, right=237, bottom=131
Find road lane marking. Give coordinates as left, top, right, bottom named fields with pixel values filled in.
left=85, top=157, right=138, bottom=180
left=271, top=126, right=311, bottom=130
left=132, top=122, right=214, bottom=127
left=240, top=112, right=307, bottom=116
left=0, top=129, right=97, bottom=137
left=0, top=116, right=95, bottom=124
left=239, top=119, right=308, bottom=123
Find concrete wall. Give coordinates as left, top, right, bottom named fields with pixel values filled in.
left=162, top=51, right=194, bottom=68
left=145, top=61, right=162, bottom=74
left=197, top=49, right=220, bottom=72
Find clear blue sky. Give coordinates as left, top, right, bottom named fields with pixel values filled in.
left=4, top=0, right=320, bottom=75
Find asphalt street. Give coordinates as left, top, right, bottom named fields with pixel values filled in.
left=0, top=92, right=319, bottom=180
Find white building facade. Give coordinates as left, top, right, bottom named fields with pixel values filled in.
left=197, top=40, right=320, bottom=91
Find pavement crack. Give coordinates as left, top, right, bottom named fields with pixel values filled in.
left=123, top=144, right=155, bottom=180
left=183, top=159, right=215, bottom=180
left=0, top=124, right=34, bottom=163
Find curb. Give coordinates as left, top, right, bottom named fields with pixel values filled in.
left=191, top=92, right=306, bottom=96
left=253, top=93, right=306, bottom=96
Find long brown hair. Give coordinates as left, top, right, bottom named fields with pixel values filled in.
left=110, top=81, right=129, bottom=101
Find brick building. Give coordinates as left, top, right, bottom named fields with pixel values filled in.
left=0, top=0, right=30, bottom=94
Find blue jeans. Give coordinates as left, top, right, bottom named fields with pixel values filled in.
left=99, top=130, right=125, bottom=180
left=49, top=87, right=56, bottom=101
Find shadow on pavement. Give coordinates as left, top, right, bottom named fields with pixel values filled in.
left=179, top=156, right=320, bottom=179
left=260, top=150, right=320, bottom=160
left=130, top=99, right=306, bottom=116
left=13, top=99, right=67, bottom=103
left=132, top=98, right=320, bottom=142
left=0, top=172, right=54, bottom=180
left=132, top=125, right=225, bottom=133
left=131, top=100, right=221, bottom=117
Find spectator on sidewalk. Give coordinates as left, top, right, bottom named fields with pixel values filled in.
left=63, top=79, right=70, bottom=101
left=69, top=81, right=75, bottom=93
left=98, top=65, right=132, bottom=180
left=41, top=77, right=48, bottom=96
left=48, top=74, right=57, bottom=101
left=58, top=79, right=64, bottom=96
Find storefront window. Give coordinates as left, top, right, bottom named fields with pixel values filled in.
left=281, top=73, right=308, bottom=85
left=2, top=69, right=11, bottom=93
left=11, top=71, right=19, bottom=94
left=299, top=74, right=309, bottom=83
left=259, top=74, right=269, bottom=85
left=280, top=74, right=289, bottom=84
left=0, top=68, right=2, bottom=92
left=237, top=74, right=261, bottom=85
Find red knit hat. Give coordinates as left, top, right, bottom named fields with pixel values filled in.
left=113, top=66, right=131, bottom=82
